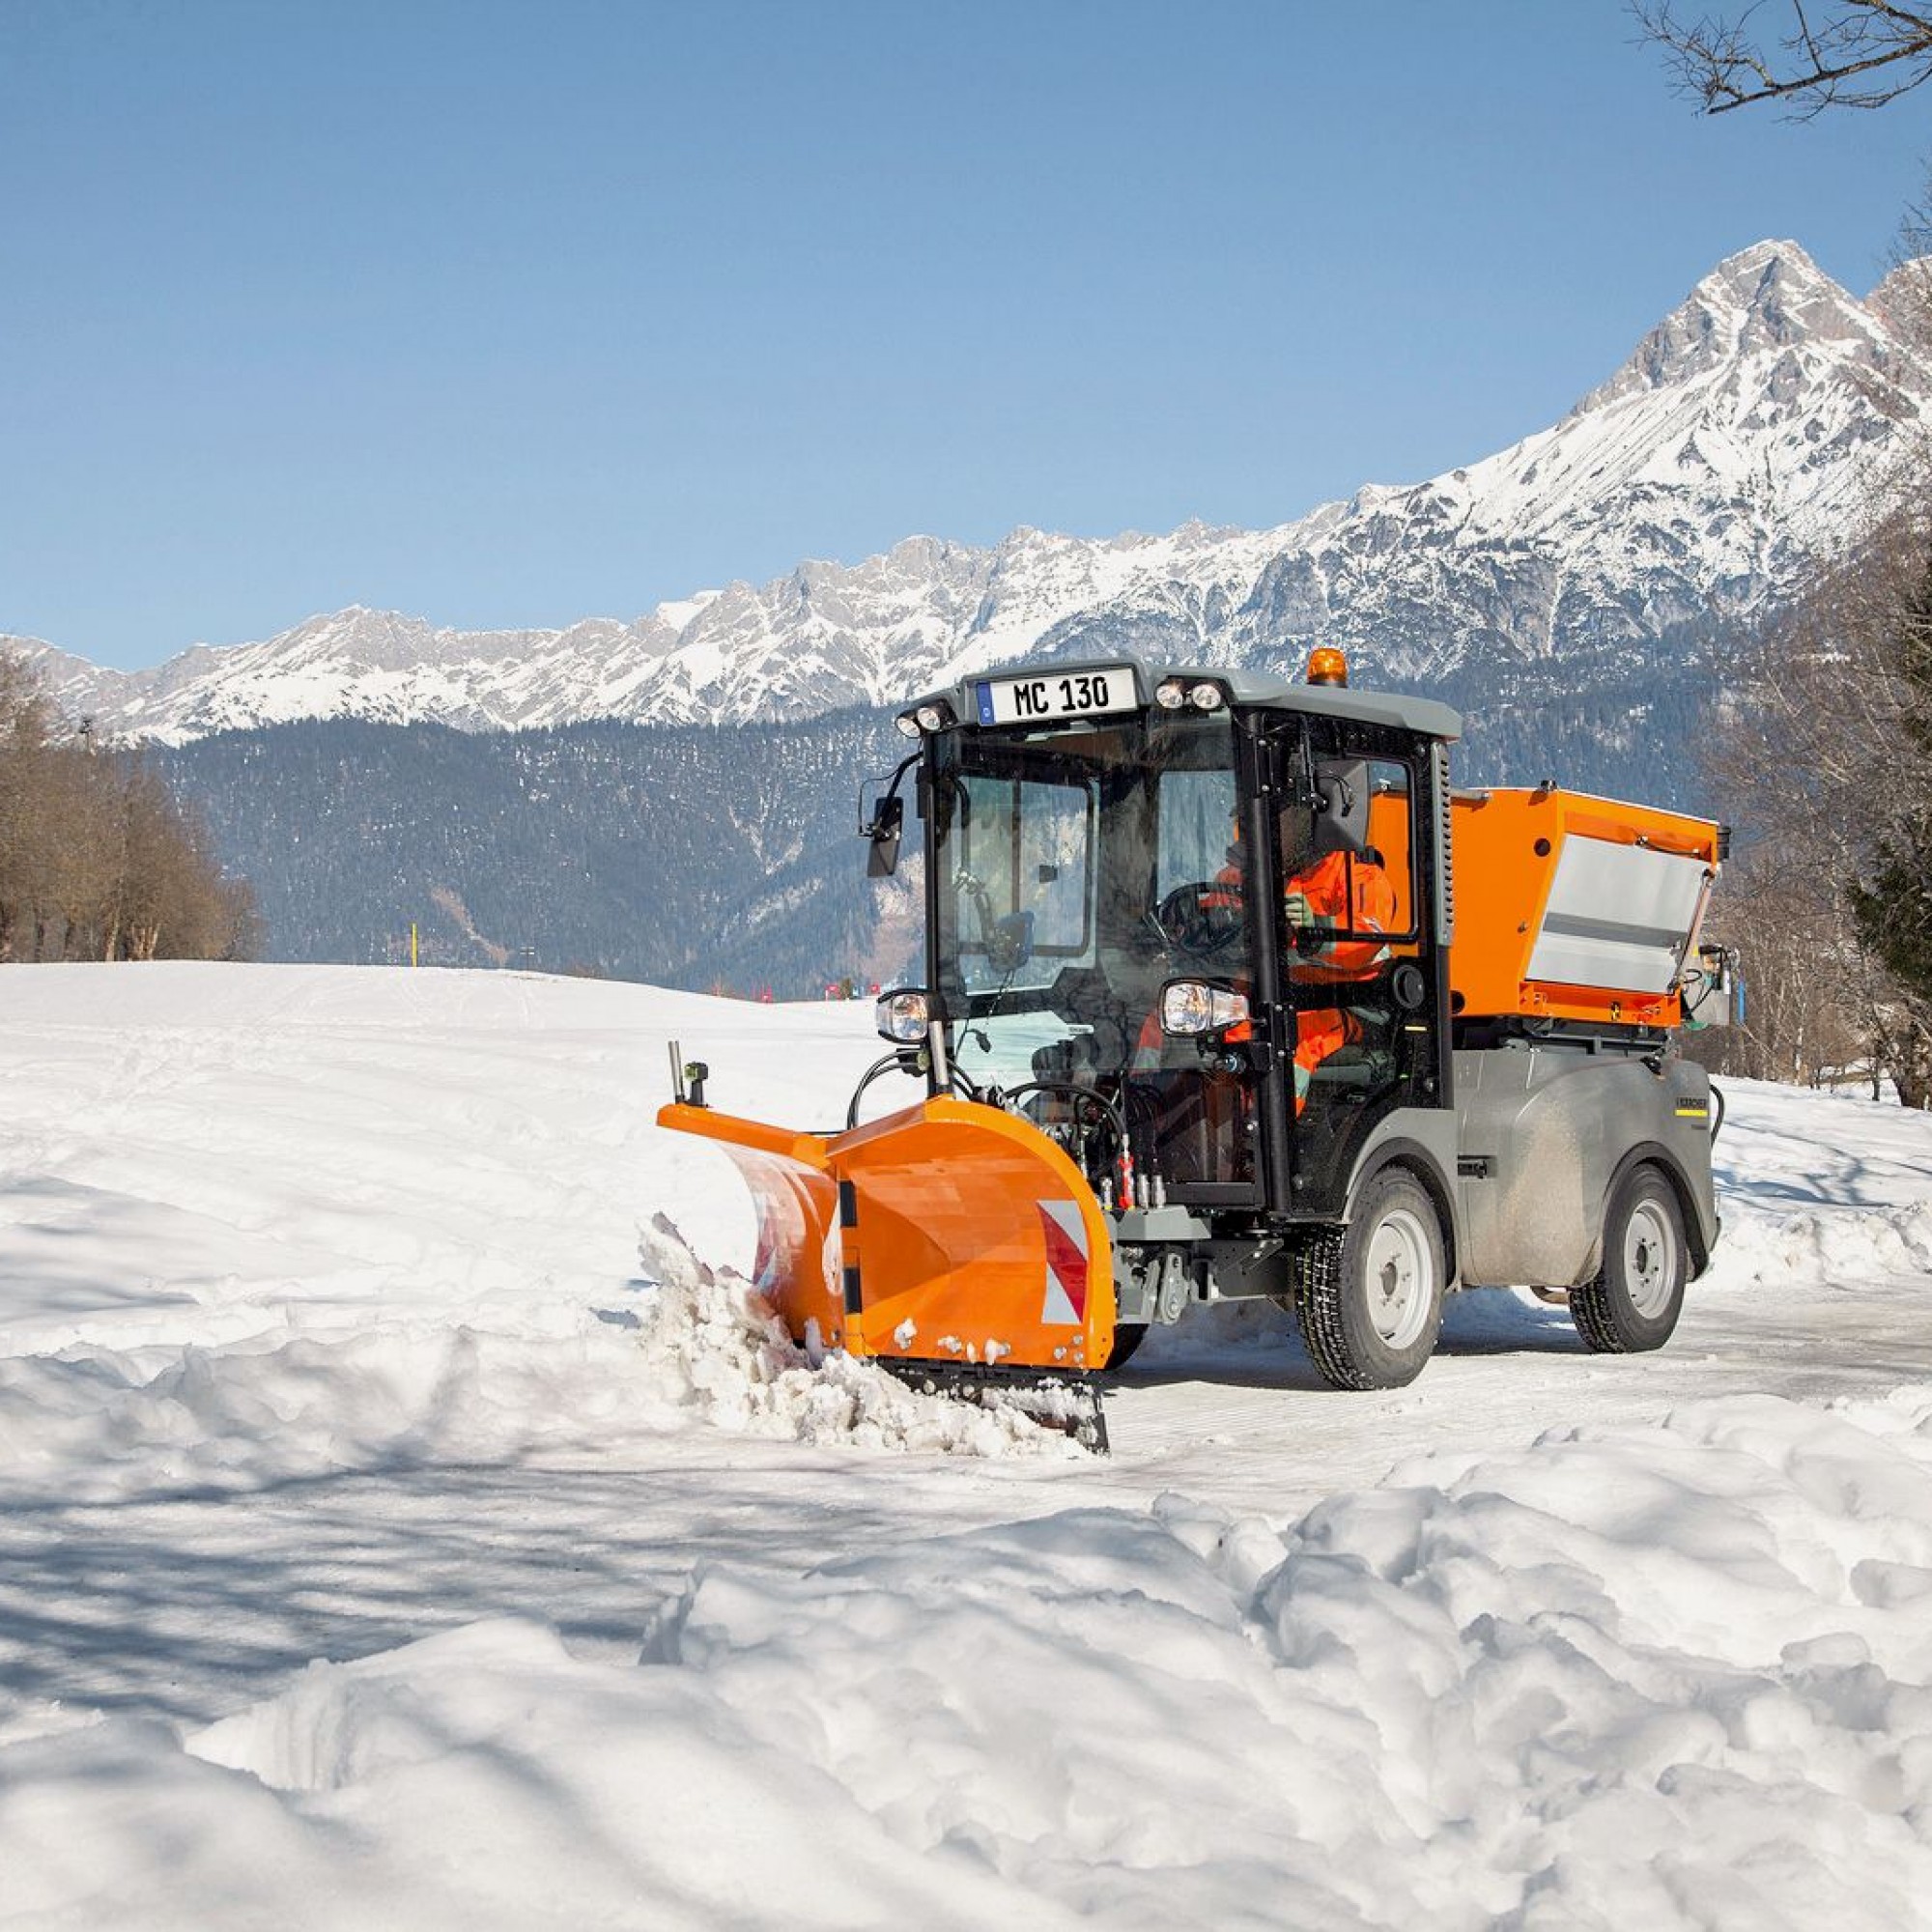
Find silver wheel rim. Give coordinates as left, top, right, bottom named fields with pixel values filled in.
left=1622, top=1199, right=1679, bottom=1318
left=1363, top=1207, right=1434, bottom=1349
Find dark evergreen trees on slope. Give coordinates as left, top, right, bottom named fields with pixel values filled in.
left=157, top=712, right=914, bottom=996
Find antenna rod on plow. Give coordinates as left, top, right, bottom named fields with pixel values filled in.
left=668, top=1040, right=686, bottom=1105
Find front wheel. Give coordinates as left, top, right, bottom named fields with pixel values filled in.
left=1570, top=1164, right=1687, bottom=1353
left=1295, top=1169, right=1446, bottom=1390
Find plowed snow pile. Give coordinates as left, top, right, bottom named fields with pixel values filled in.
left=0, top=1216, right=1075, bottom=1509
left=633, top=1214, right=1083, bottom=1457
left=2, top=965, right=1931, bottom=1929
left=1719, top=1196, right=1932, bottom=1287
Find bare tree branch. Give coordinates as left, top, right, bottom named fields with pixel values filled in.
left=0, top=648, right=256, bottom=965
left=1702, top=498, right=1932, bottom=1103
left=1633, top=0, right=1932, bottom=114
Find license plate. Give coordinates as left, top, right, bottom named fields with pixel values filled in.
left=974, top=666, right=1136, bottom=726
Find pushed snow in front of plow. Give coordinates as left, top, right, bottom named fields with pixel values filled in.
left=636, top=1216, right=1089, bottom=1460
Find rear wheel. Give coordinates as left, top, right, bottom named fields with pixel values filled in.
left=1295, top=1169, right=1446, bottom=1390
left=1570, top=1163, right=1686, bottom=1353
left=1103, top=1322, right=1148, bottom=1370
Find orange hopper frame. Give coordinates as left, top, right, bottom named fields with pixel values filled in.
left=1448, top=787, right=1722, bottom=1028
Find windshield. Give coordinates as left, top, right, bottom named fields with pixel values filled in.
left=930, top=711, right=1257, bottom=1193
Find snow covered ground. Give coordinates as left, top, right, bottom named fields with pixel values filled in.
left=3, top=964, right=1931, bottom=1928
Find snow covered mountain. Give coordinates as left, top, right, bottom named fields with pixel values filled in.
left=14, top=239, right=1927, bottom=745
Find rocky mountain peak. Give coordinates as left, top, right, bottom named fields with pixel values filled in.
left=16, top=237, right=1931, bottom=746
left=1577, top=239, right=1887, bottom=412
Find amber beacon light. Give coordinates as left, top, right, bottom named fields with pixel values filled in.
left=1306, top=646, right=1349, bottom=687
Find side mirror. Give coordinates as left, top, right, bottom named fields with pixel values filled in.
left=861, top=754, right=920, bottom=879
left=863, top=793, right=903, bottom=878
left=1311, top=757, right=1370, bottom=858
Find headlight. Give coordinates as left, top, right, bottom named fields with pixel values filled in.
left=876, top=989, right=932, bottom=1043
left=1187, top=681, right=1225, bottom=711
left=914, top=701, right=952, bottom=732
left=894, top=713, right=922, bottom=739
left=1154, top=679, right=1187, bottom=710
left=1160, top=980, right=1249, bottom=1037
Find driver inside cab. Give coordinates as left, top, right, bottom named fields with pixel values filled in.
left=1278, top=795, right=1396, bottom=1110
left=1135, top=802, right=1395, bottom=1113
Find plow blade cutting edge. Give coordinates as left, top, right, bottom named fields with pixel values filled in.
left=658, top=1095, right=1117, bottom=1444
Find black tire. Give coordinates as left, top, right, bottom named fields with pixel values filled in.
left=1295, top=1168, right=1446, bottom=1390
left=1570, top=1163, right=1687, bottom=1353
left=1103, top=1322, right=1148, bottom=1370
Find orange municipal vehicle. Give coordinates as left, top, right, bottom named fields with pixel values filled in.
left=660, top=653, right=1736, bottom=1443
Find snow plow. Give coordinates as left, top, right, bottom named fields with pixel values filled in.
left=660, top=652, right=1734, bottom=1439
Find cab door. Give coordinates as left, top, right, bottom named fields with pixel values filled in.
left=1264, top=723, right=1448, bottom=1217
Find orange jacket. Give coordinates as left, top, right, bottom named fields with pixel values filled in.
left=1135, top=852, right=1393, bottom=1109
left=1285, top=850, right=1395, bottom=982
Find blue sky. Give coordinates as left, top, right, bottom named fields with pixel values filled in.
left=3, top=0, right=1924, bottom=670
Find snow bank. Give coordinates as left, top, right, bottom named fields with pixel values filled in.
left=0, top=1219, right=1078, bottom=1508
left=635, top=1388, right=1932, bottom=1925
left=11, top=1387, right=1927, bottom=1927
left=1710, top=1077, right=1932, bottom=1291
left=1713, top=1197, right=1932, bottom=1290
left=0, top=1316, right=662, bottom=1505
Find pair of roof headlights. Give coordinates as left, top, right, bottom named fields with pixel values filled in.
left=1153, top=679, right=1226, bottom=712
left=894, top=701, right=953, bottom=738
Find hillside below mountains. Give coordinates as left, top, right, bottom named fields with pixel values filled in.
left=18, top=240, right=1928, bottom=748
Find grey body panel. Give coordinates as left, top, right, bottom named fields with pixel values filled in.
left=1124, top=1054, right=1716, bottom=1309
left=1344, top=1107, right=1467, bottom=1264
left=1450, top=1044, right=1717, bottom=1289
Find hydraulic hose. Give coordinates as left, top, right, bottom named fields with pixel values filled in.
left=845, top=1052, right=921, bottom=1129
left=1708, top=1079, right=1726, bottom=1144
left=996, top=1079, right=1130, bottom=1154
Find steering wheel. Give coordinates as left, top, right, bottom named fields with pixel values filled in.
left=1154, top=879, right=1245, bottom=955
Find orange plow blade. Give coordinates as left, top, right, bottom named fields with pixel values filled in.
left=658, top=1096, right=1117, bottom=1378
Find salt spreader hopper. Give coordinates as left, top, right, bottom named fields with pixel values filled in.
left=660, top=653, right=1734, bottom=1422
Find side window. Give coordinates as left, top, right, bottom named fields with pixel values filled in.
left=1279, top=751, right=1419, bottom=946
left=955, top=774, right=1094, bottom=965
left=1018, top=781, right=1092, bottom=952
left=1363, top=759, right=1415, bottom=937
left=954, top=773, right=1009, bottom=914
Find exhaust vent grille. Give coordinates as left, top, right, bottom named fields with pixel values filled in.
left=1433, top=742, right=1455, bottom=948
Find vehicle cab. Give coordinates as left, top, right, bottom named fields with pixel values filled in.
left=874, top=654, right=1464, bottom=1278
